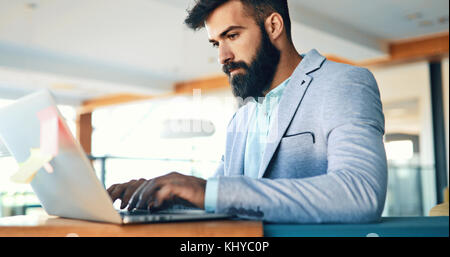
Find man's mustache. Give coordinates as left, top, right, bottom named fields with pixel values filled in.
left=222, top=61, right=249, bottom=76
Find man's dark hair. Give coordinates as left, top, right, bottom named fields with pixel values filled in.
left=185, top=0, right=292, bottom=41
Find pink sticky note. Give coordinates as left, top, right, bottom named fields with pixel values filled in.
left=37, top=106, right=59, bottom=157
left=58, top=117, right=72, bottom=142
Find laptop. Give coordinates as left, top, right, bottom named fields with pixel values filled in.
left=0, top=89, right=232, bottom=224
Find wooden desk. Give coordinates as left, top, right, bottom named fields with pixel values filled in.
left=0, top=215, right=263, bottom=237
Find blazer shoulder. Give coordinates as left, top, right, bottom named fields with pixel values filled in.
left=319, top=60, right=384, bottom=133
left=320, top=59, right=375, bottom=81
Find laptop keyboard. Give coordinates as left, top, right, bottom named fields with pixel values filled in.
left=119, top=204, right=201, bottom=216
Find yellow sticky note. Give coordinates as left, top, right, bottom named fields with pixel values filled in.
left=10, top=148, right=53, bottom=184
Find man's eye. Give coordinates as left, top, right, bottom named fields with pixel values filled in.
left=212, top=42, right=219, bottom=48
left=228, top=33, right=238, bottom=40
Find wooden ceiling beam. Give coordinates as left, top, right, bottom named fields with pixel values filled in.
left=389, top=32, right=449, bottom=60
left=361, top=32, right=449, bottom=67
left=324, top=55, right=356, bottom=66
left=77, top=76, right=230, bottom=114
left=78, top=92, right=174, bottom=114
left=174, top=75, right=229, bottom=94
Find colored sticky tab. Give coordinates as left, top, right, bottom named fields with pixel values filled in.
left=58, top=118, right=72, bottom=141
left=37, top=106, right=59, bottom=156
left=37, top=106, right=59, bottom=157
left=36, top=106, right=72, bottom=159
left=10, top=148, right=53, bottom=184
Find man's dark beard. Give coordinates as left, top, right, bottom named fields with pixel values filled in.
left=222, top=25, right=281, bottom=100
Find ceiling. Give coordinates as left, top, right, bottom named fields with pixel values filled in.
left=289, top=0, right=449, bottom=40
left=0, top=0, right=448, bottom=105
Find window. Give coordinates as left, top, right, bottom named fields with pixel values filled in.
left=90, top=90, right=236, bottom=190
left=384, top=135, right=424, bottom=216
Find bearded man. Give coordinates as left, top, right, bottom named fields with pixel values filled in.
left=107, top=0, right=387, bottom=223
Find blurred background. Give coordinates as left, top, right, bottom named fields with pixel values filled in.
left=0, top=0, right=448, bottom=218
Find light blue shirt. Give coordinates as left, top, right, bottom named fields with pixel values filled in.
left=204, top=77, right=291, bottom=212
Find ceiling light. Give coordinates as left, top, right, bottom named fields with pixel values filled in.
left=406, top=12, right=422, bottom=21
left=419, top=20, right=433, bottom=27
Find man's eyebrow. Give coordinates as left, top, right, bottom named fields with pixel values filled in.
left=209, top=25, right=246, bottom=43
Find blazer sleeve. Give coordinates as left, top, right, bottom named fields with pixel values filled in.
left=214, top=67, right=388, bottom=223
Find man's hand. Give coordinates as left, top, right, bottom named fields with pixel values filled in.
left=106, top=172, right=206, bottom=211
left=107, top=178, right=147, bottom=209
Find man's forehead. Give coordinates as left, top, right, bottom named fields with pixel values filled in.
left=205, top=0, right=254, bottom=39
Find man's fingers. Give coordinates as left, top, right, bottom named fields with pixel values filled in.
left=121, top=179, right=146, bottom=209
left=121, top=187, right=136, bottom=209
left=106, top=184, right=116, bottom=198
left=126, top=173, right=193, bottom=210
left=110, top=184, right=127, bottom=202
left=106, top=184, right=115, bottom=194
left=153, top=184, right=176, bottom=208
left=128, top=181, right=150, bottom=211
left=136, top=179, right=162, bottom=210
left=107, top=184, right=121, bottom=200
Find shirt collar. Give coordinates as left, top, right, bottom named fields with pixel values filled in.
left=257, top=76, right=291, bottom=107
left=266, top=77, right=291, bottom=98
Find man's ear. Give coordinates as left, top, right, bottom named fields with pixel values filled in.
left=264, top=12, right=284, bottom=41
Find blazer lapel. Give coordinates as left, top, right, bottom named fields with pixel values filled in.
left=257, top=49, right=326, bottom=178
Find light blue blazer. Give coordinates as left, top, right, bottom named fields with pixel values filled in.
left=213, top=49, right=387, bottom=223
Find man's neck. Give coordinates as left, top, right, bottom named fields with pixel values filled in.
left=264, top=47, right=302, bottom=96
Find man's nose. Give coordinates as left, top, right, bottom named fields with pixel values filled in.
left=218, top=44, right=234, bottom=65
